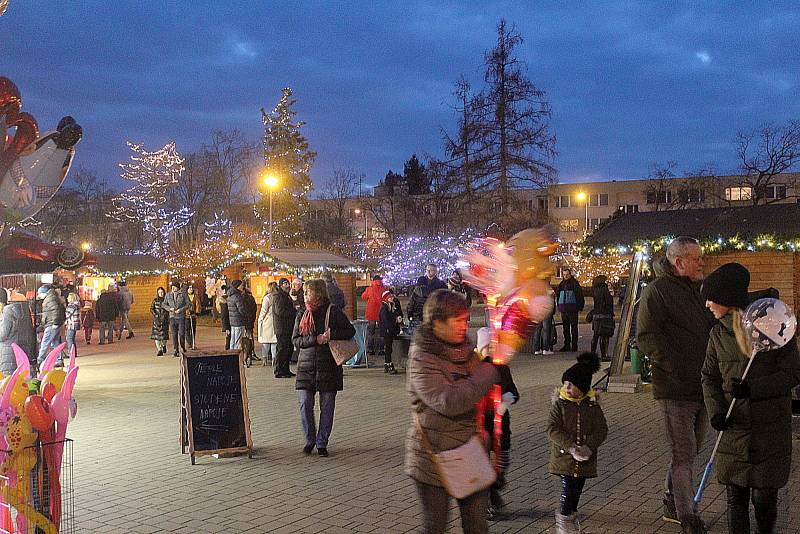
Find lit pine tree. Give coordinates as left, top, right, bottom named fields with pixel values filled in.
left=108, top=141, right=192, bottom=255
left=256, top=87, right=317, bottom=246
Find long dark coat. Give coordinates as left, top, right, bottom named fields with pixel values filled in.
left=293, top=301, right=355, bottom=392
left=702, top=314, right=800, bottom=489
left=150, top=296, right=169, bottom=341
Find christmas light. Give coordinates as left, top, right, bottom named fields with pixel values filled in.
left=378, top=231, right=477, bottom=285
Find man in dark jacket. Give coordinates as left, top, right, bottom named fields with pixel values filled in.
left=242, top=286, right=260, bottom=362
left=95, top=285, right=119, bottom=346
left=225, top=280, right=246, bottom=350
left=163, top=281, right=190, bottom=356
left=273, top=278, right=296, bottom=378
left=407, top=264, right=447, bottom=323
left=636, top=236, right=715, bottom=533
left=322, top=272, right=346, bottom=314
left=556, top=269, right=585, bottom=352
left=38, top=285, right=66, bottom=363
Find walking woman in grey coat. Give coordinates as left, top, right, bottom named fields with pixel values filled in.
left=405, top=289, right=498, bottom=534
left=0, top=288, right=36, bottom=374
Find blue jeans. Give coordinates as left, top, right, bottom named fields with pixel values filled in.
left=533, top=317, right=553, bottom=352
left=65, top=328, right=77, bottom=361
left=230, top=326, right=245, bottom=350
left=298, top=390, right=337, bottom=448
left=38, top=325, right=61, bottom=363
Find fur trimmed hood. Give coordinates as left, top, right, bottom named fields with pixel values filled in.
left=550, top=386, right=602, bottom=406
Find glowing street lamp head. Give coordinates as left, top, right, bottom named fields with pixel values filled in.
left=576, top=191, right=587, bottom=202
left=80, top=242, right=92, bottom=252
left=263, top=173, right=279, bottom=190
left=354, top=208, right=361, bottom=215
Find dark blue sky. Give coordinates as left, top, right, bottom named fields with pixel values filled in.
left=1, top=2, right=798, bottom=190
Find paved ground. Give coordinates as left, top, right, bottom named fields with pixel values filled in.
left=65, top=322, right=800, bottom=534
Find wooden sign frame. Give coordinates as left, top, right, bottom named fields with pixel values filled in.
left=180, top=350, right=253, bottom=465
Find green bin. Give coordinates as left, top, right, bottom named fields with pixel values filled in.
left=630, top=346, right=642, bottom=375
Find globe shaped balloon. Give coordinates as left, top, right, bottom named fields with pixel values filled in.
left=742, top=298, right=797, bottom=353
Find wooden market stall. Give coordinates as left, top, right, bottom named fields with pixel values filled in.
left=209, top=248, right=361, bottom=318
left=75, top=254, right=172, bottom=326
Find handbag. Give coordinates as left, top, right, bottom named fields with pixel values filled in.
left=415, top=416, right=496, bottom=499
left=324, top=305, right=359, bottom=366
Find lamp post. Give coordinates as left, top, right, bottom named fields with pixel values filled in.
left=576, top=191, right=589, bottom=236
left=353, top=208, right=368, bottom=240
left=262, top=173, right=279, bottom=249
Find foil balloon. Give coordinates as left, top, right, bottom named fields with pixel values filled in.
left=743, top=298, right=797, bottom=354
left=23, top=395, right=53, bottom=432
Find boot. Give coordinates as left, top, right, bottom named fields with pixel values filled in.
left=662, top=493, right=680, bottom=524
left=555, top=512, right=578, bottom=534
left=383, top=363, right=390, bottom=373
left=387, top=363, right=398, bottom=375
left=681, top=514, right=707, bottom=534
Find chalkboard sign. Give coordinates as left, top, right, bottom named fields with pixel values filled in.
left=180, top=351, right=252, bottom=464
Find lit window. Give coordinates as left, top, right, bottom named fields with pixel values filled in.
left=725, top=187, right=753, bottom=201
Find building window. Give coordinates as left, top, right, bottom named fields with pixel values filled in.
left=538, top=197, right=548, bottom=211
left=555, top=195, right=571, bottom=208
left=588, top=193, right=609, bottom=207
left=558, top=219, right=579, bottom=233
left=766, top=185, right=787, bottom=200
left=491, top=200, right=503, bottom=213
left=620, top=204, right=639, bottom=214
left=725, top=186, right=752, bottom=201
left=646, top=190, right=672, bottom=205
left=678, top=188, right=705, bottom=203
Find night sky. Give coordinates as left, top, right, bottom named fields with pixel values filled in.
left=1, top=2, right=798, bottom=191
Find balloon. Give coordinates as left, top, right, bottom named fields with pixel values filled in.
left=41, top=369, right=66, bottom=392
left=10, top=343, right=30, bottom=375
left=0, top=406, right=15, bottom=434
left=41, top=382, right=56, bottom=403
left=8, top=377, right=28, bottom=412
left=38, top=342, right=65, bottom=378
left=24, top=395, right=53, bottom=432
left=5, top=414, right=35, bottom=451
left=743, top=298, right=798, bottom=353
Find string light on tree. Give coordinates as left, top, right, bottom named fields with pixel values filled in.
left=379, top=231, right=477, bottom=286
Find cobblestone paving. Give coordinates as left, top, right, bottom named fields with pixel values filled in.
left=67, top=325, right=799, bottom=533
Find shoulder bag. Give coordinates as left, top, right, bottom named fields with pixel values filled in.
left=415, top=415, right=496, bottom=499
left=325, top=305, right=359, bottom=366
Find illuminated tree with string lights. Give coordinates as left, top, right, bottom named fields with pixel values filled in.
left=256, top=87, right=317, bottom=246
left=108, top=141, right=192, bottom=255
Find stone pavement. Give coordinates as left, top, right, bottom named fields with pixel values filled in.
left=66, top=325, right=800, bottom=534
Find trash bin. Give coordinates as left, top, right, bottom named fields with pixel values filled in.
left=345, top=320, right=369, bottom=367
left=630, top=345, right=642, bottom=375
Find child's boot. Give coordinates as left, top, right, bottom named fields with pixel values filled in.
left=387, top=362, right=398, bottom=375
left=555, top=512, right=578, bottom=534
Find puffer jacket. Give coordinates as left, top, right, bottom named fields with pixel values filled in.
left=242, top=291, right=257, bottom=330
left=150, top=296, right=169, bottom=341
left=119, top=286, right=134, bottom=311
left=226, top=287, right=246, bottom=328
left=361, top=279, right=386, bottom=321
left=272, top=289, right=296, bottom=338
left=590, top=276, right=614, bottom=337
left=408, top=276, right=448, bottom=322
left=0, top=301, right=35, bottom=373
left=404, top=324, right=499, bottom=487
left=95, top=291, right=119, bottom=322
left=65, top=302, right=81, bottom=331
left=547, top=388, right=608, bottom=478
left=293, top=301, right=356, bottom=392
left=257, top=293, right=277, bottom=344
left=636, top=257, right=715, bottom=402
left=41, top=288, right=65, bottom=328
left=702, top=314, right=800, bottom=489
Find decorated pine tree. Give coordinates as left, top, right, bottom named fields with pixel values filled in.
left=256, top=87, right=316, bottom=245
left=108, top=141, right=192, bottom=255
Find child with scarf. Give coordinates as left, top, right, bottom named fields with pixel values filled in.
left=378, top=289, right=403, bottom=375
left=475, top=327, right=519, bottom=520
left=547, top=352, right=608, bottom=534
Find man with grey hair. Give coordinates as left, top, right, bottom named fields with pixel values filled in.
left=637, top=236, right=715, bottom=534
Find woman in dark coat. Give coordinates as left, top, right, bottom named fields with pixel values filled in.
left=701, top=263, right=800, bottom=534
left=293, top=279, right=355, bottom=457
left=588, top=275, right=614, bottom=360
left=150, top=287, right=170, bottom=356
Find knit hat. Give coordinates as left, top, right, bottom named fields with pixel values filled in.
left=476, top=327, right=491, bottom=354
left=278, top=277, right=289, bottom=286
left=561, top=352, right=601, bottom=395
left=381, top=289, right=393, bottom=302
left=372, top=275, right=383, bottom=281
left=37, top=285, right=50, bottom=299
left=170, top=280, right=180, bottom=289
left=701, top=262, right=750, bottom=310
left=230, top=279, right=243, bottom=289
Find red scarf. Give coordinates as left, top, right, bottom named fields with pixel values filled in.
left=299, top=297, right=324, bottom=336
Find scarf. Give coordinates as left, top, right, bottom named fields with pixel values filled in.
left=299, top=297, right=324, bottom=336
left=559, top=385, right=596, bottom=404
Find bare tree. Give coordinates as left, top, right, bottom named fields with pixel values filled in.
left=202, top=129, right=259, bottom=209
left=169, top=151, right=217, bottom=246
left=305, top=168, right=362, bottom=244
left=736, top=121, right=800, bottom=204
left=643, top=161, right=678, bottom=211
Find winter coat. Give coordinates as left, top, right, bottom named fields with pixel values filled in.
left=257, top=293, right=277, bottom=344
left=162, top=290, right=190, bottom=320
left=41, top=288, right=66, bottom=328
left=81, top=308, right=95, bottom=329
left=119, top=286, right=134, bottom=312
left=408, top=276, right=447, bottom=322
left=0, top=301, right=35, bottom=375
left=636, top=257, right=715, bottom=402
left=378, top=298, right=403, bottom=338
left=186, top=293, right=201, bottom=317
left=701, top=314, right=800, bottom=489
left=360, top=279, right=387, bottom=322
left=224, top=287, right=245, bottom=327
left=290, top=289, right=306, bottom=313
left=150, top=296, right=169, bottom=341
left=95, top=291, right=119, bottom=322
left=326, top=281, right=346, bottom=313
left=556, top=277, right=585, bottom=314
left=220, top=301, right=230, bottom=332
left=404, top=324, right=499, bottom=487
left=480, top=362, right=519, bottom=451
left=273, top=289, right=296, bottom=339
left=547, top=389, right=608, bottom=478
left=589, top=276, right=615, bottom=337
left=242, top=292, right=257, bottom=330
left=293, top=301, right=356, bottom=392
left=65, top=303, right=81, bottom=331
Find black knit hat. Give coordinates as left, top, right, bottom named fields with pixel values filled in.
left=230, top=279, right=243, bottom=289
left=701, top=262, right=750, bottom=310
left=561, top=352, right=601, bottom=395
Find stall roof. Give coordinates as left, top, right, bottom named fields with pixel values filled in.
left=267, top=249, right=358, bottom=268
left=89, top=253, right=170, bottom=275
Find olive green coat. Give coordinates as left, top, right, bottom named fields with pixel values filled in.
left=702, top=315, right=800, bottom=489
left=547, top=389, right=608, bottom=478
left=637, top=257, right=716, bottom=402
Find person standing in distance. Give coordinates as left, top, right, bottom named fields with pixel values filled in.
left=273, top=278, right=297, bottom=378
left=555, top=269, right=584, bottom=352
left=637, top=236, right=715, bottom=534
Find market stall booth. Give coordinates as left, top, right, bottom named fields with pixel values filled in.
left=76, top=254, right=172, bottom=326
left=0, top=232, right=91, bottom=296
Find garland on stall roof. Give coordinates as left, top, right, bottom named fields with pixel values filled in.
left=84, top=264, right=174, bottom=279
left=577, top=234, right=800, bottom=258
left=205, top=248, right=364, bottom=277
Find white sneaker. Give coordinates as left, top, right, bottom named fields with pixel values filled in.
left=543, top=350, right=554, bottom=355
left=534, top=350, right=543, bottom=355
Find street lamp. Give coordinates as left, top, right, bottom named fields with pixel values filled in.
left=576, top=191, right=589, bottom=235
left=80, top=242, right=92, bottom=252
left=353, top=208, right=368, bottom=239
left=262, top=172, right=280, bottom=249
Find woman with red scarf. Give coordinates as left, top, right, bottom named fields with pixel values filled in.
left=293, top=279, right=356, bottom=457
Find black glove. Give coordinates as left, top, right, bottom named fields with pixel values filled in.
left=731, top=378, right=750, bottom=399
left=710, top=413, right=729, bottom=432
